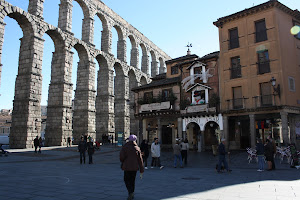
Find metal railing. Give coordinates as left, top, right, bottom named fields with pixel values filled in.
left=230, top=65, right=242, bottom=79
left=225, top=98, right=248, bottom=110
left=257, top=61, right=270, bottom=74
left=253, top=95, right=275, bottom=108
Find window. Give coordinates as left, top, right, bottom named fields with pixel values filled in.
left=232, top=86, right=243, bottom=109
left=194, top=67, right=201, bottom=74
left=229, top=28, right=239, bottom=49
left=230, top=56, right=241, bottom=79
left=257, top=50, right=270, bottom=74
left=171, top=66, right=178, bottom=75
left=255, top=19, right=268, bottom=42
left=288, top=77, right=295, bottom=92
left=144, top=92, right=153, bottom=103
left=162, top=89, right=171, bottom=101
left=260, top=82, right=272, bottom=106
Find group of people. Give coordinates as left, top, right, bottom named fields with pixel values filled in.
left=256, top=135, right=276, bottom=172
left=78, top=136, right=95, bottom=164
left=33, top=136, right=43, bottom=153
left=140, top=138, right=164, bottom=170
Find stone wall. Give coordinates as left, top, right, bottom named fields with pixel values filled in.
left=0, top=0, right=170, bottom=148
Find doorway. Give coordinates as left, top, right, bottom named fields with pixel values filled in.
left=162, top=125, right=172, bottom=144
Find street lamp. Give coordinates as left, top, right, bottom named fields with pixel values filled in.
left=270, top=77, right=280, bottom=98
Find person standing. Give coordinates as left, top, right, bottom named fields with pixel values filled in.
left=67, top=137, right=71, bottom=147
left=217, top=139, right=232, bottom=173
left=140, top=140, right=149, bottom=169
left=151, top=138, right=164, bottom=169
left=173, top=140, right=183, bottom=168
left=38, top=137, right=43, bottom=153
left=181, top=138, right=189, bottom=165
left=87, top=138, right=95, bottom=164
left=256, top=138, right=264, bottom=172
left=120, top=135, right=144, bottom=200
left=34, top=136, right=39, bottom=153
left=264, top=139, right=273, bottom=171
left=78, top=137, right=87, bottom=164
left=267, top=135, right=276, bottom=170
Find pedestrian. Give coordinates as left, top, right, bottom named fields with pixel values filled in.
left=140, top=140, right=149, bottom=169
left=173, top=139, right=183, bottom=168
left=120, top=134, right=144, bottom=200
left=217, top=139, right=232, bottom=173
left=264, top=139, right=274, bottom=171
left=181, top=138, right=189, bottom=165
left=267, top=135, right=276, bottom=170
left=34, top=136, right=39, bottom=153
left=78, top=137, right=87, bottom=164
left=38, top=137, right=43, bottom=153
left=256, top=138, right=264, bottom=172
left=87, top=138, right=95, bottom=164
left=150, top=138, right=164, bottom=169
left=67, top=137, right=71, bottom=147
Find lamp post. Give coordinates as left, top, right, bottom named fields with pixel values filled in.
left=270, top=77, right=280, bottom=98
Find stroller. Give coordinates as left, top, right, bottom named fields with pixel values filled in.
left=0, top=144, right=8, bottom=157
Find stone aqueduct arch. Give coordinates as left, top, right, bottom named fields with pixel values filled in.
left=0, top=0, right=170, bottom=148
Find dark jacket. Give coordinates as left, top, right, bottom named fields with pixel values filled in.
left=140, top=141, right=149, bottom=158
left=78, top=141, right=87, bottom=152
left=256, top=142, right=264, bottom=155
left=218, top=142, right=226, bottom=155
left=264, top=142, right=273, bottom=157
left=34, top=138, right=39, bottom=147
left=120, top=141, right=144, bottom=173
left=87, top=142, right=94, bottom=155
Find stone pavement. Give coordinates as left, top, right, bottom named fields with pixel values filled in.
left=0, top=145, right=299, bottom=200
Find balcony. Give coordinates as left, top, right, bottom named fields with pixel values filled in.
left=253, top=95, right=275, bottom=108
left=225, top=98, right=248, bottom=110
left=257, top=61, right=270, bottom=74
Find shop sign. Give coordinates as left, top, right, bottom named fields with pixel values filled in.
left=140, top=101, right=171, bottom=112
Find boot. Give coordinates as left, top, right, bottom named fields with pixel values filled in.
left=127, top=193, right=134, bottom=200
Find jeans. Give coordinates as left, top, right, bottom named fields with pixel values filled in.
left=124, top=171, right=137, bottom=194
left=218, top=154, right=228, bottom=171
left=257, top=155, right=264, bottom=170
left=80, top=151, right=86, bottom=164
left=88, top=153, right=93, bottom=164
left=174, top=154, right=183, bottom=167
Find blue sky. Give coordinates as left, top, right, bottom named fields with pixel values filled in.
left=1, top=0, right=299, bottom=109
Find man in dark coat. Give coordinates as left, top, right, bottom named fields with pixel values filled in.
left=87, top=138, right=95, bottom=164
left=120, top=135, right=144, bottom=200
left=78, top=137, right=87, bottom=164
left=140, top=140, right=149, bottom=169
left=217, top=138, right=232, bottom=173
left=34, top=136, right=39, bottom=153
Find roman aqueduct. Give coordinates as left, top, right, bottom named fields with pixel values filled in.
left=0, top=0, right=171, bottom=148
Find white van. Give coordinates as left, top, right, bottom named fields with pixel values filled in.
left=0, top=135, right=9, bottom=145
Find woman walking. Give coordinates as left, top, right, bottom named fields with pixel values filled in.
left=120, top=135, right=144, bottom=200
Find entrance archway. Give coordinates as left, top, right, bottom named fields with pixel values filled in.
left=186, top=122, right=201, bottom=151
left=204, top=121, right=220, bottom=151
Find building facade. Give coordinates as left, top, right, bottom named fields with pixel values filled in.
left=214, top=0, right=300, bottom=149
left=133, top=51, right=222, bottom=150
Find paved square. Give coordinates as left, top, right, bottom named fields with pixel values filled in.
left=0, top=146, right=299, bottom=200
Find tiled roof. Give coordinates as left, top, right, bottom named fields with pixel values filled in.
left=213, top=0, right=300, bottom=27
left=132, top=77, right=180, bottom=92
